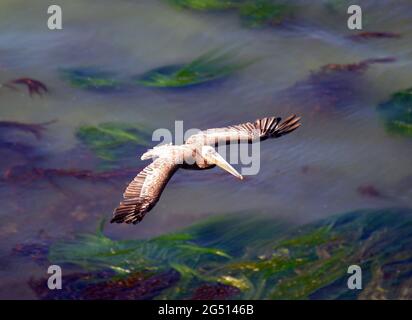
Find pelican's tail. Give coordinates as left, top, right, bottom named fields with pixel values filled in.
left=272, top=114, right=301, bottom=138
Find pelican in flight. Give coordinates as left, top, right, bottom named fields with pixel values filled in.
left=111, top=114, right=301, bottom=224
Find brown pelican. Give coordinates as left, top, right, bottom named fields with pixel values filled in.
left=111, top=114, right=301, bottom=224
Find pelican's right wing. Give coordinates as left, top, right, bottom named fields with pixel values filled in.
left=185, top=114, right=301, bottom=146
left=111, top=157, right=179, bottom=224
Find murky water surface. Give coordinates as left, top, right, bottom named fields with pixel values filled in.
left=1, top=0, right=412, bottom=298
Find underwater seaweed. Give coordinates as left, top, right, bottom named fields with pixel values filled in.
left=76, top=122, right=152, bottom=162
left=166, top=0, right=240, bottom=10
left=281, top=57, right=396, bottom=111
left=29, top=270, right=180, bottom=300
left=0, top=120, right=55, bottom=140
left=319, top=57, right=396, bottom=74
left=323, top=0, right=351, bottom=13
left=60, top=67, right=122, bottom=92
left=0, top=141, right=37, bottom=158
left=12, top=242, right=50, bottom=265
left=377, top=87, right=412, bottom=137
left=348, top=31, right=401, bottom=41
left=239, top=0, right=294, bottom=28
left=2, top=165, right=138, bottom=184
left=0, top=120, right=55, bottom=160
left=44, top=219, right=232, bottom=299
left=48, top=220, right=231, bottom=274
left=4, top=78, right=48, bottom=96
left=357, top=185, right=385, bottom=199
left=25, top=208, right=412, bottom=300
left=191, top=283, right=240, bottom=299
left=166, top=0, right=295, bottom=28
left=136, top=50, right=250, bottom=88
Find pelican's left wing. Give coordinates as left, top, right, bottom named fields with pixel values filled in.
left=111, top=157, right=179, bottom=224
left=185, top=114, right=301, bottom=146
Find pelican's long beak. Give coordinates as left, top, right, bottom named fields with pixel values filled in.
left=210, top=151, right=243, bottom=180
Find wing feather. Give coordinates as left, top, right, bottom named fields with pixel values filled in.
left=111, top=157, right=178, bottom=224
left=185, top=114, right=301, bottom=146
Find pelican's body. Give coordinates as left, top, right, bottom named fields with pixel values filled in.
left=111, top=114, right=301, bottom=224
left=141, top=143, right=238, bottom=173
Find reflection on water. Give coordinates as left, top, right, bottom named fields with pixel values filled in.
left=1, top=0, right=412, bottom=298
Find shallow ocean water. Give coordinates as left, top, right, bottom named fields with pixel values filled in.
left=0, top=0, right=412, bottom=298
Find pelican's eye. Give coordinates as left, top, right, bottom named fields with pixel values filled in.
left=202, top=147, right=211, bottom=156
left=204, top=147, right=215, bottom=156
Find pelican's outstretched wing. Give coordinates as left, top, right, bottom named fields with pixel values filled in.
left=185, top=114, right=301, bottom=146
left=111, top=157, right=178, bottom=224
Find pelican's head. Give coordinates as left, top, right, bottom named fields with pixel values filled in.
left=201, top=146, right=243, bottom=180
